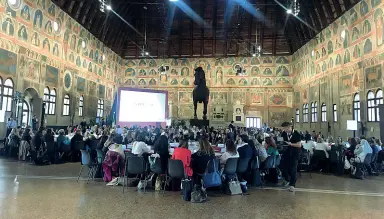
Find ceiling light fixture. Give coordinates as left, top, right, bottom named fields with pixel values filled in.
left=287, top=9, right=292, bottom=14
left=53, top=21, right=59, bottom=32
left=169, top=0, right=179, bottom=2
left=106, top=5, right=112, bottom=10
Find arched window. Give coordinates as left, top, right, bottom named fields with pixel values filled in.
left=295, top=109, right=300, bottom=123
left=376, top=90, right=383, bottom=121
left=63, top=94, right=70, bottom=116
left=97, top=99, right=104, bottom=118
left=303, top=104, right=309, bottom=123
left=79, top=95, right=84, bottom=117
left=333, top=104, right=337, bottom=122
left=44, top=87, right=56, bottom=115
left=321, top=103, right=327, bottom=122
left=2, top=78, right=13, bottom=112
left=22, top=100, right=30, bottom=127
left=353, top=93, right=360, bottom=122
left=367, top=90, right=383, bottom=122
left=311, top=102, right=318, bottom=122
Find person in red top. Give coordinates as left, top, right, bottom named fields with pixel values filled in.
left=172, top=139, right=193, bottom=177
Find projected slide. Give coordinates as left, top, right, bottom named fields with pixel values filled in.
left=118, top=90, right=167, bottom=122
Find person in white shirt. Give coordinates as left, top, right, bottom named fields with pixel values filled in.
left=220, top=140, right=239, bottom=169
left=302, top=134, right=315, bottom=155
left=132, top=134, right=151, bottom=156
left=315, top=137, right=331, bottom=158
left=115, top=125, right=123, bottom=135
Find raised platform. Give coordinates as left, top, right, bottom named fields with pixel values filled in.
left=189, top=119, right=209, bottom=128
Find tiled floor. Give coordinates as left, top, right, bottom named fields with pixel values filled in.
left=0, top=158, right=383, bottom=219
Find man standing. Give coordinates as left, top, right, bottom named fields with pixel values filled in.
left=32, top=115, right=38, bottom=131
left=280, top=122, right=301, bottom=192
left=6, top=117, right=17, bottom=137
left=228, top=121, right=235, bottom=132
left=80, top=118, right=87, bottom=134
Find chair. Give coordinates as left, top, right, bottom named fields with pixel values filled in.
left=149, top=157, right=163, bottom=174
left=222, top=158, right=239, bottom=176
left=164, top=159, right=185, bottom=194
left=236, top=158, right=251, bottom=178
left=312, top=150, right=329, bottom=173
left=298, top=149, right=312, bottom=178
left=77, top=149, right=97, bottom=183
left=123, top=156, right=146, bottom=193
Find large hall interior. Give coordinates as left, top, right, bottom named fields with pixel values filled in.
left=0, top=0, right=384, bottom=218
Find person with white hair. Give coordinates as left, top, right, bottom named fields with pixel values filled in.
left=352, top=139, right=373, bottom=163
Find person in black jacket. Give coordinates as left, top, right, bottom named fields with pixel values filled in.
left=70, top=129, right=84, bottom=161
left=154, top=135, right=170, bottom=174
left=44, top=129, right=55, bottom=162
left=32, top=128, right=44, bottom=152
left=22, top=128, right=32, bottom=146
left=191, top=137, right=215, bottom=184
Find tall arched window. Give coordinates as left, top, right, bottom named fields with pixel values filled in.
left=97, top=99, right=104, bottom=118
left=79, top=95, right=84, bottom=117
left=63, top=94, right=70, bottom=116
left=321, top=103, right=327, bottom=122
left=3, top=78, right=13, bottom=112
left=376, top=90, right=383, bottom=121
left=295, top=109, right=300, bottom=123
left=311, top=102, right=318, bottom=122
left=333, top=104, right=338, bottom=122
left=22, top=100, right=30, bottom=127
left=303, top=104, right=309, bottom=123
left=44, top=87, right=56, bottom=115
left=368, top=90, right=383, bottom=122
left=353, top=93, right=360, bottom=122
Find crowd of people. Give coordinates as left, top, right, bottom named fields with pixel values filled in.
left=2, top=117, right=384, bottom=194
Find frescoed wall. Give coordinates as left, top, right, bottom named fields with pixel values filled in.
left=0, top=0, right=121, bottom=126
left=120, top=57, right=293, bottom=125
left=292, top=0, right=384, bottom=138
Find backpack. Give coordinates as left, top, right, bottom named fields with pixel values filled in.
left=191, top=185, right=207, bottom=203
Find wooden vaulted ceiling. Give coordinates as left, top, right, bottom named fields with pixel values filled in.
left=52, top=0, right=360, bottom=58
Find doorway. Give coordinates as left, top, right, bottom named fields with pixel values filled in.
left=246, top=117, right=261, bottom=128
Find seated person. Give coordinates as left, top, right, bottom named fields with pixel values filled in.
left=191, top=138, right=215, bottom=183
left=132, top=134, right=151, bottom=157
left=264, top=136, right=279, bottom=156
left=56, top=129, right=70, bottom=152
left=220, top=140, right=239, bottom=168
left=302, top=134, right=315, bottom=155
left=172, top=139, right=193, bottom=177
left=352, top=139, right=372, bottom=163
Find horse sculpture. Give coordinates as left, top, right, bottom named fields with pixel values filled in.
left=193, top=67, right=210, bottom=120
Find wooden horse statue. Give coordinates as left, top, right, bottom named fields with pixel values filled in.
left=193, top=67, right=210, bottom=120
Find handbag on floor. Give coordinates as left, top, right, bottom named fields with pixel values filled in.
left=350, top=164, right=364, bottom=180
left=191, top=185, right=207, bottom=203
left=181, top=179, right=192, bottom=201
left=228, top=179, right=242, bottom=195
left=203, top=160, right=222, bottom=188
left=155, top=176, right=162, bottom=191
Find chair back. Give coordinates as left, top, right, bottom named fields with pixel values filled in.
left=96, top=149, right=104, bottom=164
left=363, top=153, right=372, bottom=165
left=126, top=156, right=146, bottom=175
left=80, top=149, right=91, bottom=165
left=250, top=156, right=260, bottom=170
left=329, top=150, right=339, bottom=163
left=149, top=157, right=163, bottom=174
left=168, top=159, right=185, bottom=179
left=46, top=142, right=55, bottom=153
left=73, top=141, right=84, bottom=151
left=299, top=149, right=311, bottom=165
left=88, top=139, right=99, bottom=150
left=313, top=150, right=327, bottom=161
left=223, top=158, right=238, bottom=175
left=237, top=158, right=251, bottom=174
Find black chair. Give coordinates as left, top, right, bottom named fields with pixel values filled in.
left=123, top=156, right=146, bottom=193
left=298, top=149, right=312, bottom=178
left=164, top=159, right=185, bottom=194
left=236, top=158, right=251, bottom=180
left=149, top=157, right=163, bottom=174
left=312, top=150, right=329, bottom=173
left=222, top=158, right=239, bottom=176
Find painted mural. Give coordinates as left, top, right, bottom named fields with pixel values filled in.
left=0, top=0, right=121, bottom=118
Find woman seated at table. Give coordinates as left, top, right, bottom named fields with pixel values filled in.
left=237, top=135, right=253, bottom=159
left=172, top=139, right=193, bottom=177
left=102, top=131, right=116, bottom=153
left=154, top=135, right=170, bottom=174
left=220, top=140, right=239, bottom=168
left=132, top=134, right=151, bottom=157
left=98, top=130, right=109, bottom=150
left=191, top=137, right=215, bottom=183
left=302, top=134, right=315, bottom=155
